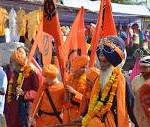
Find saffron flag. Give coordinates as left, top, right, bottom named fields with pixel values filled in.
left=28, top=22, right=52, bottom=67
left=64, top=7, right=86, bottom=72
left=43, top=0, right=65, bottom=80
left=102, top=0, right=117, bottom=37
left=38, top=33, right=52, bottom=67
left=89, top=0, right=104, bottom=67
left=43, top=0, right=63, bottom=45
left=89, top=0, right=117, bottom=66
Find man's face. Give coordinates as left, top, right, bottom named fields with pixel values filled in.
left=74, top=66, right=86, bottom=79
left=10, top=60, right=21, bottom=73
left=98, top=54, right=112, bottom=71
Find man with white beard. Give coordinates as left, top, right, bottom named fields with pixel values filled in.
left=82, top=36, right=138, bottom=127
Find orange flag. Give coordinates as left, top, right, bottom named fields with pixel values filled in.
left=64, top=7, right=86, bottom=70
left=28, top=22, right=52, bottom=67
left=38, top=33, right=52, bottom=67
left=43, top=0, right=63, bottom=45
left=89, top=0, right=117, bottom=67
left=61, top=7, right=86, bottom=123
left=89, top=0, right=104, bottom=67
left=102, top=0, right=117, bottom=37
left=43, top=0, right=65, bottom=80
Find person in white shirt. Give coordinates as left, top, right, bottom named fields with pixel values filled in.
left=0, top=66, right=7, bottom=127
left=132, top=55, right=150, bottom=127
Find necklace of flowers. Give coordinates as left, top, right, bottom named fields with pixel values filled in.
left=63, top=74, right=86, bottom=109
left=77, top=74, right=86, bottom=94
left=81, top=67, right=121, bottom=127
left=7, top=66, right=31, bottom=103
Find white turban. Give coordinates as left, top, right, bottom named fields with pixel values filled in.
left=140, top=56, right=150, bottom=67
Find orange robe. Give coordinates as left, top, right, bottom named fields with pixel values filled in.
left=30, top=81, right=65, bottom=127
left=87, top=73, right=129, bottom=127
left=65, top=74, right=87, bottom=122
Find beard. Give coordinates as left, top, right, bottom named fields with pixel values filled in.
left=99, top=63, right=112, bottom=71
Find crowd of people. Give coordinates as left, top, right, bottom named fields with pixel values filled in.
left=0, top=35, right=149, bottom=127
left=0, top=1, right=150, bottom=127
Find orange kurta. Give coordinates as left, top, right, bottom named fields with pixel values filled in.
left=31, top=81, right=64, bottom=127
left=65, top=74, right=86, bottom=122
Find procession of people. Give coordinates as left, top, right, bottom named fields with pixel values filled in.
left=0, top=0, right=150, bottom=127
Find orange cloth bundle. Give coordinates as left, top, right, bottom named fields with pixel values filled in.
left=27, top=10, right=43, bottom=42
left=10, top=47, right=27, bottom=66
left=17, top=9, right=26, bottom=36
left=0, top=7, right=8, bottom=36
left=71, top=55, right=88, bottom=72
left=42, top=64, right=59, bottom=80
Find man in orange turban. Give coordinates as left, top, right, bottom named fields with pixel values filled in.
left=10, top=47, right=27, bottom=66
left=64, top=55, right=89, bottom=124
left=29, top=64, right=65, bottom=127
left=5, top=47, right=40, bottom=127
left=73, top=67, right=100, bottom=123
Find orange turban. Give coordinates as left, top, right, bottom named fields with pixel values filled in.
left=42, top=64, right=59, bottom=80
left=10, top=47, right=27, bottom=66
left=86, top=67, right=100, bottom=84
left=71, top=55, right=89, bottom=72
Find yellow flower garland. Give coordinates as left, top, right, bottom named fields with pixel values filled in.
left=7, top=66, right=31, bottom=103
left=7, top=74, right=14, bottom=103
left=77, top=74, right=87, bottom=94
left=81, top=67, right=121, bottom=127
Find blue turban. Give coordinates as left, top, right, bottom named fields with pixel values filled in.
left=96, top=36, right=125, bottom=67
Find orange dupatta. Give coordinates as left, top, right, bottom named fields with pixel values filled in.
left=117, top=74, right=129, bottom=127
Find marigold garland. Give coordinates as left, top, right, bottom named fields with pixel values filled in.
left=77, top=74, right=86, bottom=94
left=81, top=67, right=121, bottom=127
left=7, top=74, right=14, bottom=103
left=7, top=65, right=31, bottom=103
